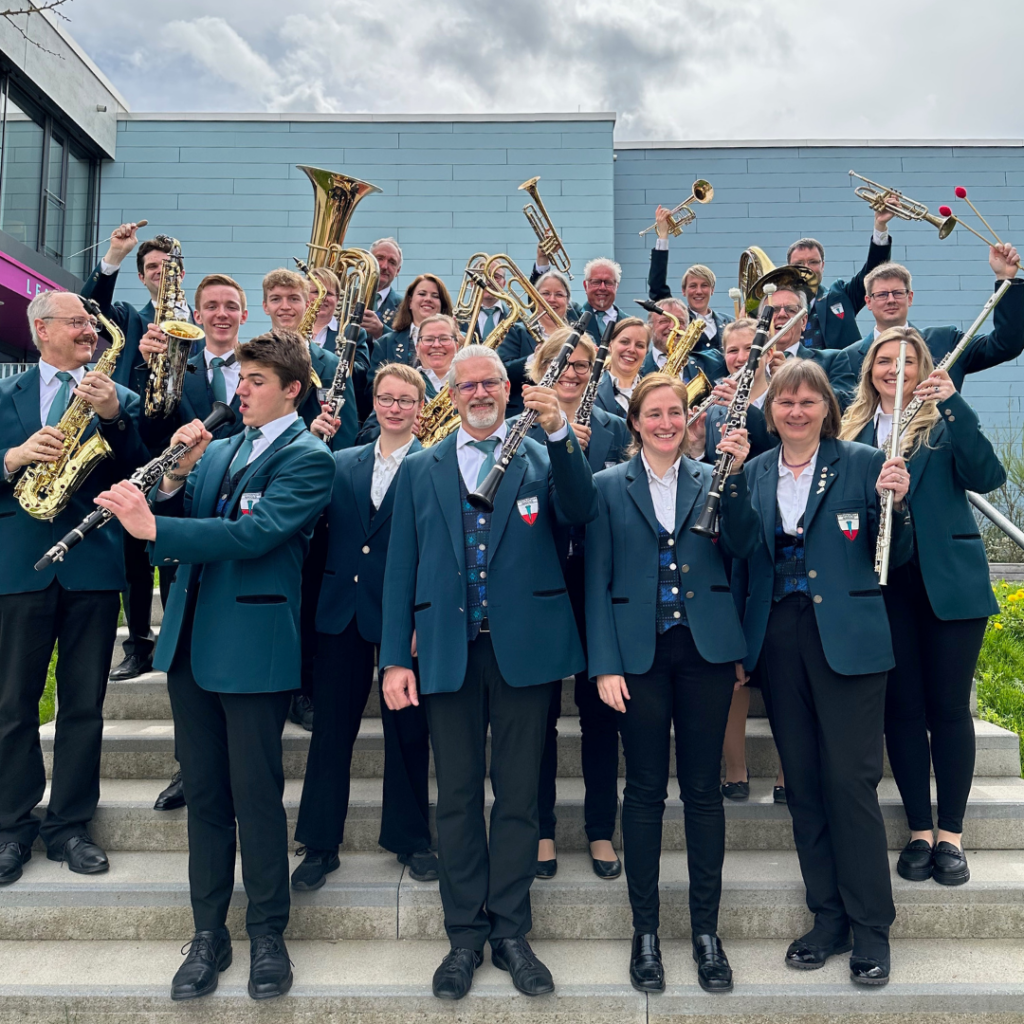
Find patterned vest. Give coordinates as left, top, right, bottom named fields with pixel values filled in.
left=772, top=503, right=808, bottom=600
left=656, top=525, right=687, bottom=634
left=460, top=474, right=492, bottom=641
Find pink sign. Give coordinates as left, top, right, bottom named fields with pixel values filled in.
left=0, top=250, right=62, bottom=299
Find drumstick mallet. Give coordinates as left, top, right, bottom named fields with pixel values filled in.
left=66, top=220, right=149, bottom=261
left=943, top=188, right=1022, bottom=271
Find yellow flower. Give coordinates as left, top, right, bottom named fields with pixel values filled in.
left=994, top=623, right=1005, bottom=630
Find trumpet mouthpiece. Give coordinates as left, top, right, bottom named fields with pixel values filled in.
left=939, top=206, right=953, bottom=218
left=955, top=186, right=968, bottom=199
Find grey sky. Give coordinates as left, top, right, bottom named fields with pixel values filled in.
left=60, top=0, right=1024, bottom=140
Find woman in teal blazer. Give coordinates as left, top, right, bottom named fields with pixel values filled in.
left=840, top=327, right=1006, bottom=889
left=585, top=372, right=758, bottom=995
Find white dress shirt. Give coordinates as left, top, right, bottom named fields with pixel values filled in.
left=873, top=406, right=893, bottom=450
left=312, top=316, right=339, bottom=350
left=203, top=348, right=240, bottom=398
left=455, top=414, right=568, bottom=487
left=371, top=436, right=414, bottom=509
left=777, top=445, right=819, bottom=536
left=611, top=375, right=636, bottom=413
left=641, top=451, right=681, bottom=533
left=422, top=367, right=446, bottom=394
left=37, top=360, right=86, bottom=426
left=376, top=285, right=392, bottom=310
left=651, top=348, right=669, bottom=371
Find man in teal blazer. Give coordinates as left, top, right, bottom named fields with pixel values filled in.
left=95, top=330, right=335, bottom=1003
left=380, top=344, right=597, bottom=1002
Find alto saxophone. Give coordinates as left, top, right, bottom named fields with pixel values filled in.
left=16, top=300, right=125, bottom=520
left=636, top=299, right=711, bottom=405
left=295, top=258, right=328, bottom=390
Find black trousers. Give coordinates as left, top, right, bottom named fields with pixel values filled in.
left=619, top=625, right=734, bottom=936
left=883, top=562, right=986, bottom=834
left=424, top=633, right=553, bottom=951
left=166, top=603, right=292, bottom=938
left=121, top=531, right=155, bottom=660
left=538, top=554, right=619, bottom=843
left=158, top=563, right=176, bottom=610
left=295, top=621, right=431, bottom=855
left=761, top=594, right=894, bottom=959
left=0, top=582, right=119, bottom=849
left=298, top=515, right=330, bottom=699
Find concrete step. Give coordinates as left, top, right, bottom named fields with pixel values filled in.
left=3, top=850, right=1022, bottom=943
left=2, top=938, right=1023, bottom=1022
left=58, top=715, right=1021, bottom=781
left=31, top=776, right=1024, bottom=853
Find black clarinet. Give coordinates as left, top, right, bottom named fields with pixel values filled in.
left=690, top=301, right=775, bottom=538
left=468, top=311, right=592, bottom=512
left=574, top=317, right=615, bottom=429
left=35, top=403, right=236, bottom=570
left=322, top=300, right=365, bottom=423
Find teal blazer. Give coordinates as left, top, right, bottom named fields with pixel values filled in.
left=585, top=455, right=760, bottom=675
left=852, top=392, right=1003, bottom=620
left=523, top=406, right=631, bottom=473
left=304, top=341, right=365, bottom=452
left=380, top=429, right=598, bottom=694
left=0, top=367, right=149, bottom=594
left=355, top=369, right=438, bottom=446
left=150, top=419, right=335, bottom=693
left=739, top=437, right=912, bottom=676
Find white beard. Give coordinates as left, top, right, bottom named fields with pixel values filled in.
left=465, top=401, right=499, bottom=429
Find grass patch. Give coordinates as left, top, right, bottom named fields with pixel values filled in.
left=39, top=646, right=57, bottom=726
left=977, top=581, right=1024, bottom=776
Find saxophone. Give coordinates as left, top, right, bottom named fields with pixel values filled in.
left=637, top=300, right=711, bottom=405
left=143, top=236, right=204, bottom=418
left=295, top=258, right=327, bottom=390
left=16, top=300, right=125, bottom=520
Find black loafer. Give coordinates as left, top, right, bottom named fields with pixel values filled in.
left=896, top=838, right=934, bottom=881
left=109, top=653, right=153, bottom=680
left=692, top=933, right=733, bottom=992
left=48, top=834, right=108, bottom=874
left=0, top=842, right=31, bottom=886
left=535, top=858, right=557, bottom=879
left=248, top=933, right=292, bottom=1000
left=721, top=778, right=750, bottom=801
left=289, top=694, right=314, bottom=732
left=432, top=947, right=482, bottom=1000
left=154, top=769, right=186, bottom=811
left=773, top=785, right=787, bottom=804
left=171, top=928, right=232, bottom=1000
left=850, top=952, right=890, bottom=986
left=491, top=935, right=554, bottom=995
left=932, top=841, right=970, bottom=886
left=591, top=856, right=621, bottom=880
left=399, top=849, right=439, bottom=882
left=785, top=931, right=853, bottom=970
left=629, top=932, right=665, bottom=992
left=291, top=846, right=340, bottom=891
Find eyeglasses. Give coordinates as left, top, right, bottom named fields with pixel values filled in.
left=376, top=394, right=419, bottom=410
left=772, top=399, right=824, bottom=412
left=869, top=289, right=909, bottom=301
left=454, top=378, right=504, bottom=395
left=539, top=290, right=568, bottom=301
left=540, top=360, right=593, bottom=376
left=41, top=316, right=99, bottom=331
left=419, top=334, right=456, bottom=346
left=770, top=305, right=804, bottom=317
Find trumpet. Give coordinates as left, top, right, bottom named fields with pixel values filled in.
left=519, top=177, right=572, bottom=279
left=638, top=179, right=713, bottom=238
left=848, top=170, right=956, bottom=239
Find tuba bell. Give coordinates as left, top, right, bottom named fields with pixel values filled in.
left=298, top=165, right=383, bottom=271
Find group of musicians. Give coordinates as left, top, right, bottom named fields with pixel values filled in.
left=0, top=191, right=1021, bottom=1005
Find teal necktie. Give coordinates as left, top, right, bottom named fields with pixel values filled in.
left=469, top=437, right=501, bottom=487
left=45, top=371, right=74, bottom=427
left=229, top=427, right=263, bottom=477
left=480, top=307, right=499, bottom=340
left=209, top=357, right=228, bottom=404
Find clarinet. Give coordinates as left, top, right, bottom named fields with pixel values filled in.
left=321, top=301, right=365, bottom=423
left=468, top=311, right=592, bottom=512
left=574, top=318, right=615, bottom=429
left=691, top=301, right=776, bottom=538
left=34, top=403, right=236, bottom=570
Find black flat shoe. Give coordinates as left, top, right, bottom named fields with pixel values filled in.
left=896, top=838, right=934, bottom=881
left=248, top=933, right=292, bottom=1000
left=850, top=952, right=890, bottom=986
left=291, top=846, right=340, bottom=891
left=289, top=694, right=314, bottom=732
left=109, top=653, right=152, bottom=680
left=154, top=769, right=186, bottom=811
left=171, top=928, right=232, bottom=1000
left=721, top=778, right=750, bottom=801
left=491, top=935, right=554, bottom=996
left=591, top=856, right=621, bottom=880
left=47, top=834, right=108, bottom=874
left=785, top=931, right=853, bottom=970
left=629, top=932, right=664, bottom=992
left=535, top=858, right=557, bottom=879
left=692, top=933, right=733, bottom=992
left=432, top=947, right=482, bottom=1000
left=399, top=849, right=439, bottom=882
left=932, top=841, right=970, bottom=886
left=0, top=842, right=31, bottom=885
left=773, top=785, right=787, bottom=804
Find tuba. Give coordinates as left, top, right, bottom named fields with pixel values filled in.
left=143, top=237, right=204, bottom=418
left=519, top=176, right=573, bottom=278
left=734, top=246, right=775, bottom=316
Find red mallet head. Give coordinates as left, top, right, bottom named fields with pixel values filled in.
left=955, top=186, right=968, bottom=199
left=939, top=206, right=953, bottom=217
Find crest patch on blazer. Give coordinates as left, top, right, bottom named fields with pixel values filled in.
left=837, top=512, right=859, bottom=539
left=830, top=302, right=844, bottom=320
left=517, top=496, right=539, bottom=525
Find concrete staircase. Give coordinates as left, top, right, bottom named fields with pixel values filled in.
left=5, top=590, right=1024, bottom=1022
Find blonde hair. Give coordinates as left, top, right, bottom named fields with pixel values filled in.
left=262, top=268, right=309, bottom=303
left=528, top=329, right=597, bottom=383
left=625, top=373, right=691, bottom=459
left=839, top=327, right=939, bottom=456
left=310, top=266, right=341, bottom=295
left=681, top=264, right=716, bottom=290
left=373, top=360, right=426, bottom=401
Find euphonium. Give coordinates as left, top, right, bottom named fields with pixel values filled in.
left=483, top=253, right=567, bottom=345
left=519, top=176, right=573, bottom=279
left=335, top=247, right=380, bottom=329
left=735, top=246, right=775, bottom=316
left=16, top=299, right=125, bottom=520
left=143, top=236, right=204, bottom=418
left=453, top=253, right=489, bottom=325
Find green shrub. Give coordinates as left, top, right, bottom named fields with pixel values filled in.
left=978, top=426, right=1024, bottom=564
left=977, top=581, right=1024, bottom=776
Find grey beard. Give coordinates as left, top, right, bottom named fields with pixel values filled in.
left=465, top=402, right=499, bottom=429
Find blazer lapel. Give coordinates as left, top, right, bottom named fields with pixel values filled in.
left=195, top=433, right=239, bottom=517
left=908, top=432, right=933, bottom=499
left=430, top=435, right=466, bottom=576
left=224, top=420, right=305, bottom=517
left=13, top=367, right=42, bottom=436
left=802, top=437, right=841, bottom=531
left=488, top=447, right=528, bottom=554
left=673, top=462, right=703, bottom=535
left=756, top=455, right=779, bottom=553
left=587, top=418, right=612, bottom=470
left=369, top=438, right=422, bottom=537
left=625, top=455, right=660, bottom=537
left=351, top=444, right=374, bottom=537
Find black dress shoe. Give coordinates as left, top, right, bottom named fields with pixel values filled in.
left=289, top=694, right=314, bottom=732
left=248, top=933, right=293, bottom=1000
left=850, top=952, right=890, bottom=986
left=785, top=931, right=853, bottom=970
left=591, top=856, right=621, bottom=880
left=432, top=947, right=482, bottom=1000
left=629, top=932, right=664, bottom=992
left=535, top=858, right=557, bottom=879
left=398, top=849, right=439, bottom=882
left=932, top=841, right=970, bottom=886
left=721, top=777, right=750, bottom=801
left=291, top=846, right=340, bottom=891
left=170, top=928, right=232, bottom=1000
left=491, top=935, right=555, bottom=995
left=0, top=842, right=31, bottom=886
left=896, top=838, right=934, bottom=881
left=47, top=834, right=108, bottom=874
left=773, top=785, right=787, bottom=804
left=692, top=933, right=733, bottom=992
left=109, top=653, right=153, bottom=680
left=154, top=769, right=186, bottom=811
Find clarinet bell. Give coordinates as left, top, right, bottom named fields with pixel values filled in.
left=690, top=493, right=721, bottom=538
left=467, top=464, right=504, bottom=512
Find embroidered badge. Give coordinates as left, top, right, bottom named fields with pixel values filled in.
left=837, top=512, right=859, bottom=540
left=240, top=491, right=263, bottom=515
left=316, top=388, right=328, bottom=404
left=517, top=496, right=539, bottom=525
left=830, top=302, right=844, bottom=320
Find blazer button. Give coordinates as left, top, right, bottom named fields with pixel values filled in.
left=947, top=414, right=955, bottom=421
left=685, top=591, right=694, bottom=599
left=681, top=564, right=690, bottom=572
left=808, top=569, right=817, bottom=578
left=813, top=594, right=822, bottom=604
left=362, top=545, right=370, bottom=554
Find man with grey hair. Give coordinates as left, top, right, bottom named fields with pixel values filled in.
left=380, top=342, right=597, bottom=1002
left=361, top=237, right=404, bottom=341
left=533, top=249, right=622, bottom=345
